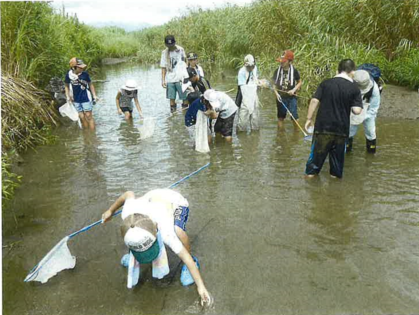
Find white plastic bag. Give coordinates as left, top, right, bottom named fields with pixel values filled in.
left=350, top=103, right=369, bottom=125
left=195, top=111, right=210, bottom=153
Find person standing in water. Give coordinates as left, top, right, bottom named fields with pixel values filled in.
left=65, top=57, right=99, bottom=130
left=160, top=35, right=188, bottom=112
left=116, top=80, right=143, bottom=120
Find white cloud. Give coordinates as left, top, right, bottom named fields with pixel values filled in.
left=51, top=0, right=254, bottom=29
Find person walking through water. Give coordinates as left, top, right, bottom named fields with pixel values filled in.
left=65, top=58, right=99, bottom=130
left=115, top=80, right=143, bottom=120
left=305, top=59, right=363, bottom=179
left=237, top=54, right=260, bottom=132
left=347, top=69, right=381, bottom=153
left=272, top=50, right=302, bottom=131
left=101, top=189, right=212, bottom=306
left=160, top=35, right=188, bottom=112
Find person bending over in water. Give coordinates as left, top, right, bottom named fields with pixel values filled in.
left=101, top=189, right=212, bottom=306
left=116, top=80, right=143, bottom=120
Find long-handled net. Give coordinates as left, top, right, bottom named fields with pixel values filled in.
left=24, top=163, right=210, bottom=283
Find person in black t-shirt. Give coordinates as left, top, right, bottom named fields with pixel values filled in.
left=272, top=50, right=302, bottom=130
left=305, top=59, right=363, bottom=178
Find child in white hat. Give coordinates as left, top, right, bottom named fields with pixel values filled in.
left=116, top=80, right=143, bottom=120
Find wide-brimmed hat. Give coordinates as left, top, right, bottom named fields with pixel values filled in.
left=276, top=50, right=294, bottom=63
left=69, top=57, right=87, bottom=69
left=203, top=89, right=220, bottom=109
left=187, top=52, right=198, bottom=60
left=122, top=80, right=139, bottom=91
left=164, top=35, right=176, bottom=46
left=353, top=70, right=373, bottom=95
left=244, top=54, right=255, bottom=66
left=122, top=213, right=160, bottom=264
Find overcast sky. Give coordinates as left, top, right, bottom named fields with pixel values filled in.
left=51, top=0, right=254, bottom=30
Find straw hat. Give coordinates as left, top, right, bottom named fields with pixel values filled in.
left=353, top=70, right=373, bottom=95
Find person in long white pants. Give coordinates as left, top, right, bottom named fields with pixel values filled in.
left=237, top=54, right=260, bottom=132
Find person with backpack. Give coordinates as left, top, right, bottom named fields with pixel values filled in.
left=305, top=59, right=363, bottom=179
left=65, top=58, right=99, bottom=130
left=115, top=80, right=143, bottom=120
left=347, top=69, right=381, bottom=153
left=272, top=50, right=302, bottom=130
left=237, top=54, right=260, bottom=132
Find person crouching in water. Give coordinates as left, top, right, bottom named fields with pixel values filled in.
left=202, top=89, right=238, bottom=143
left=65, top=58, right=99, bottom=130
left=237, top=54, right=260, bottom=132
left=116, top=80, right=143, bottom=120
left=101, top=189, right=212, bottom=306
left=347, top=70, right=381, bottom=153
left=272, top=50, right=302, bottom=131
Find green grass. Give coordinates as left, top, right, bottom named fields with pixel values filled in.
left=132, top=0, right=419, bottom=90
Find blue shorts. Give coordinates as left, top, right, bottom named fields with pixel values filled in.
left=174, top=206, right=189, bottom=231
left=167, top=82, right=187, bottom=101
left=276, top=96, right=298, bottom=119
left=73, top=101, right=93, bottom=112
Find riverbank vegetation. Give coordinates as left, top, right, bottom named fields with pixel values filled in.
left=2, top=0, right=418, bottom=200
left=1, top=2, right=136, bottom=201
left=133, top=0, right=419, bottom=92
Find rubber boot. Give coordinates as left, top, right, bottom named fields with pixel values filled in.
left=346, top=137, right=353, bottom=153
left=366, top=138, right=376, bottom=153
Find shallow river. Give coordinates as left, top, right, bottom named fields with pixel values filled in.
left=3, top=63, right=419, bottom=315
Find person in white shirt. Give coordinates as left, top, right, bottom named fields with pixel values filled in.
left=102, top=189, right=212, bottom=306
left=237, top=54, right=260, bottom=132
left=203, top=89, right=238, bottom=142
left=160, top=35, right=188, bottom=112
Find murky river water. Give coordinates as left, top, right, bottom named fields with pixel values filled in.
left=3, top=63, right=419, bottom=315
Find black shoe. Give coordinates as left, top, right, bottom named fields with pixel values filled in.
left=170, top=105, right=177, bottom=113
left=346, top=137, right=353, bottom=153
left=181, top=103, right=189, bottom=109
left=366, top=138, right=376, bottom=153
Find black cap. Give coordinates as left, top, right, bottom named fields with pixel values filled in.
left=187, top=52, right=198, bottom=60
left=164, top=35, right=176, bottom=46
left=187, top=67, right=198, bottom=79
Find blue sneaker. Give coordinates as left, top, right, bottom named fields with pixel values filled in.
left=180, top=256, right=200, bottom=286
left=121, top=253, right=130, bottom=268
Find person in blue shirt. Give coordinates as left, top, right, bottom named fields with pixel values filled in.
left=65, top=58, right=99, bottom=130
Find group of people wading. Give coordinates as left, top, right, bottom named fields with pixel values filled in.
left=62, top=34, right=381, bottom=306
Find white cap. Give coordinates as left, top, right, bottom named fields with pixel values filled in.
left=122, top=80, right=138, bottom=91
left=203, top=89, right=220, bottom=109
left=244, top=54, right=255, bottom=66
left=124, top=226, right=156, bottom=252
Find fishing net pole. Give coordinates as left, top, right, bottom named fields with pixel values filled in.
left=24, top=163, right=210, bottom=283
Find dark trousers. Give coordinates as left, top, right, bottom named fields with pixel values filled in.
left=305, top=133, right=347, bottom=178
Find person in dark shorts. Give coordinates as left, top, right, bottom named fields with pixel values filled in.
left=272, top=50, right=302, bottom=130
left=116, top=80, right=143, bottom=120
left=203, top=89, right=238, bottom=142
left=101, top=189, right=211, bottom=306
left=305, top=59, right=363, bottom=178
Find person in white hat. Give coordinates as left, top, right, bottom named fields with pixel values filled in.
left=347, top=70, right=381, bottom=153
left=236, top=54, right=260, bottom=132
left=116, top=80, right=143, bottom=120
left=102, top=189, right=212, bottom=306
left=203, top=89, right=238, bottom=142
